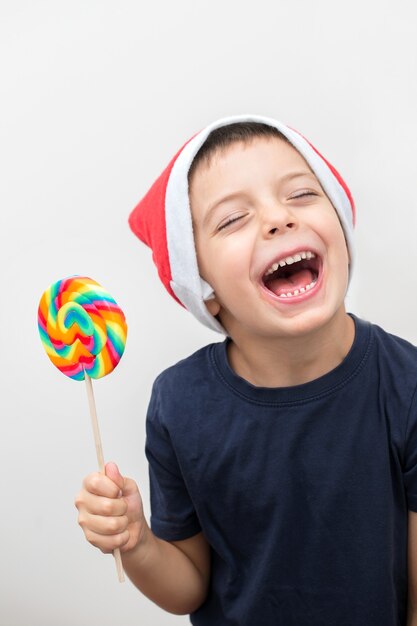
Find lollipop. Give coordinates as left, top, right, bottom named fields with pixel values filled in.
left=38, top=276, right=127, bottom=582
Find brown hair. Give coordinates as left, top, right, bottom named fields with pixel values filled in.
left=188, top=121, right=289, bottom=183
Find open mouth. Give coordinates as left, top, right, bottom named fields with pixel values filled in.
left=261, top=250, right=321, bottom=299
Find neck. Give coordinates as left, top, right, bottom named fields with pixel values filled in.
left=227, top=308, right=355, bottom=388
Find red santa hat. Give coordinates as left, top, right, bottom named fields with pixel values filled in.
left=129, top=114, right=355, bottom=334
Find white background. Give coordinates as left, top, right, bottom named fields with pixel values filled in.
left=1, top=1, right=417, bottom=624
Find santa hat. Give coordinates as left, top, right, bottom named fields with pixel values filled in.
left=129, top=114, right=355, bottom=334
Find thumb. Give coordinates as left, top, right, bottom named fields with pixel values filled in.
left=105, top=461, right=124, bottom=492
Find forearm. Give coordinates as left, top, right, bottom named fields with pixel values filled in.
left=408, top=609, right=417, bottom=626
left=121, top=521, right=208, bottom=615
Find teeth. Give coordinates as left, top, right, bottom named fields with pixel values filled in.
left=264, top=251, right=316, bottom=277
left=278, top=279, right=317, bottom=299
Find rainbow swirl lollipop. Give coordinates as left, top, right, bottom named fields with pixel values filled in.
left=38, top=276, right=127, bottom=582
left=38, top=276, right=127, bottom=381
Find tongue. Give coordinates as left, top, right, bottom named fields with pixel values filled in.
left=266, top=268, right=315, bottom=296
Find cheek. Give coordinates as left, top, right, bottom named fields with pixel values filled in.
left=327, top=225, right=350, bottom=281
left=215, top=236, right=253, bottom=278
left=198, top=237, right=252, bottom=295
left=333, top=227, right=350, bottom=266
left=318, top=212, right=348, bottom=254
left=194, top=233, right=214, bottom=282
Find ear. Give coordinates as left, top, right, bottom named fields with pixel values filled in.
left=205, top=295, right=221, bottom=317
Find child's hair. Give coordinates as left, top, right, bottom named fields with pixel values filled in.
left=188, top=122, right=289, bottom=183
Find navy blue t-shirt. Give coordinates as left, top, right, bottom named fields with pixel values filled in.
left=145, top=315, right=417, bottom=625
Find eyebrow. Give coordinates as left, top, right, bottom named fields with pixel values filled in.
left=202, top=170, right=317, bottom=227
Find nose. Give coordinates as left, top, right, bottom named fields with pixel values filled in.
left=260, top=202, right=298, bottom=239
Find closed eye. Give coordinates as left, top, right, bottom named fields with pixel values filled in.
left=289, top=190, right=318, bottom=200
left=217, top=214, right=245, bottom=231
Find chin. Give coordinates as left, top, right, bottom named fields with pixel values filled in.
left=270, top=302, right=347, bottom=338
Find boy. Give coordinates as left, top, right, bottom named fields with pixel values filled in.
left=75, top=115, right=417, bottom=625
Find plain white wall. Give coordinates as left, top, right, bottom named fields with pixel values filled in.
left=1, top=1, right=417, bottom=624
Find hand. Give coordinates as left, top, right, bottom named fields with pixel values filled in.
left=75, top=462, right=145, bottom=554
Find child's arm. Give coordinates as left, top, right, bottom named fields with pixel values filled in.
left=75, top=462, right=210, bottom=615
left=123, top=529, right=210, bottom=614
left=407, top=511, right=417, bottom=625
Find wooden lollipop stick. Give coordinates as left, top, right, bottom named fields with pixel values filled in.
left=84, top=371, right=125, bottom=583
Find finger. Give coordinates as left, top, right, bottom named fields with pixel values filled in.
left=122, top=476, right=141, bottom=498
left=75, top=492, right=128, bottom=517
left=105, top=462, right=125, bottom=492
left=79, top=512, right=129, bottom=536
left=83, top=528, right=130, bottom=554
left=105, top=464, right=142, bottom=503
left=82, top=472, right=122, bottom=498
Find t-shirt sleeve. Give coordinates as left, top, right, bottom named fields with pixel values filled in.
left=402, top=382, right=417, bottom=512
left=145, top=378, right=202, bottom=541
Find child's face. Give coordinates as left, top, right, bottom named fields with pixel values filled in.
left=189, top=137, right=350, bottom=339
